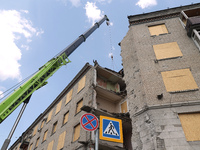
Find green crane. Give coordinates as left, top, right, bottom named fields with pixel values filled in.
left=0, top=15, right=109, bottom=150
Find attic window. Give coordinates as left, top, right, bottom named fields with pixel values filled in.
left=153, top=42, right=183, bottom=60
left=161, top=68, right=198, bottom=93
left=148, top=24, right=168, bottom=36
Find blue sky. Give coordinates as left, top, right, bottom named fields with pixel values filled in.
left=0, top=0, right=199, bottom=147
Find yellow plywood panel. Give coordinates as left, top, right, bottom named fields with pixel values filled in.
left=148, top=24, right=168, bottom=36
left=63, top=112, right=69, bottom=124
left=55, top=100, right=62, bottom=115
left=179, top=113, right=200, bottom=141
left=52, top=122, right=57, bottom=134
left=77, top=75, right=86, bottom=93
left=29, top=143, right=33, bottom=150
left=32, top=125, right=38, bottom=136
left=40, top=120, right=45, bottom=129
left=35, top=137, right=40, bottom=147
left=47, top=110, right=53, bottom=123
left=43, top=130, right=48, bottom=141
left=47, top=140, right=54, bottom=150
left=121, top=101, right=128, bottom=113
left=73, top=124, right=80, bottom=142
left=161, top=69, right=198, bottom=92
left=76, top=100, right=83, bottom=114
left=66, top=89, right=73, bottom=104
left=153, top=42, right=183, bottom=60
left=56, top=131, right=66, bottom=150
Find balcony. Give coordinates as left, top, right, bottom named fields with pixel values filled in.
left=95, top=66, right=126, bottom=113
left=180, top=8, right=200, bottom=37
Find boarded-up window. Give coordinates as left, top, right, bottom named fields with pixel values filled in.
left=63, top=112, right=69, bottom=125
left=40, top=120, right=45, bottom=129
left=76, top=99, right=83, bottom=114
left=55, top=100, right=62, bottom=115
left=66, top=89, right=73, bottom=104
left=161, top=69, right=198, bottom=92
left=35, top=137, right=40, bottom=147
left=43, top=130, right=48, bottom=142
left=153, top=42, right=183, bottom=60
left=52, top=121, right=58, bottom=134
left=29, top=143, right=33, bottom=150
left=73, top=124, right=80, bottom=142
left=56, top=131, right=66, bottom=150
left=47, top=140, right=54, bottom=150
left=148, top=24, right=168, bottom=36
left=47, top=110, right=53, bottom=123
left=77, top=75, right=86, bottom=93
left=179, top=113, right=200, bottom=141
left=121, top=101, right=128, bottom=113
left=32, top=125, right=38, bottom=136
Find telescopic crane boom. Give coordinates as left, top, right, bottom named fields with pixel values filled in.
left=0, top=15, right=109, bottom=150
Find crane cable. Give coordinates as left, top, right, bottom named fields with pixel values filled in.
left=108, top=23, right=118, bottom=71
left=0, top=70, right=38, bottom=101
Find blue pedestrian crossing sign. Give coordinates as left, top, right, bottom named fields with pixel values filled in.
left=99, top=116, right=123, bottom=143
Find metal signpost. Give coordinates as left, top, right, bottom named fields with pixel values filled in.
left=80, top=113, right=99, bottom=150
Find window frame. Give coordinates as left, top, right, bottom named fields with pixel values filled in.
left=179, top=112, right=200, bottom=141
left=161, top=68, right=198, bottom=93
left=35, top=137, right=40, bottom=148
left=77, top=75, right=86, bottom=93
left=63, top=111, right=69, bottom=125
left=73, top=123, right=81, bottom=142
left=75, top=99, right=83, bottom=114
left=52, top=121, right=58, bottom=135
left=42, top=130, right=48, bottom=142
left=148, top=23, right=169, bottom=36
left=153, top=42, right=183, bottom=60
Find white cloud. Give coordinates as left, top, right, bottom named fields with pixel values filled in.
left=0, top=10, right=43, bottom=81
left=95, top=0, right=112, bottom=4
left=57, top=0, right=81, bottom=7
left=69, top=0, right=81, bottom=7
left=136, top=0, right=157, bottom=9
left=84, top=2, right=104, bottom=25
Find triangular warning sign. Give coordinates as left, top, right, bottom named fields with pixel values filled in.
left=103, top=121, right=119, bottom=136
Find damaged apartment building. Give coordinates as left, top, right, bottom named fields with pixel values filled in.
left=9, top=2, right=200, bottom=150
left=9, top=62, right=129, bottom=150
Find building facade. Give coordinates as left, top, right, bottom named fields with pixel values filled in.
left=9, top=3, right=200, bottom=150
left=9, top=63, right=128, bottom=150
left=120, top=2, right=200, bottom=150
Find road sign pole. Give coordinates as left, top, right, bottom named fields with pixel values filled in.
left=95, top=127, right=99, bottom=150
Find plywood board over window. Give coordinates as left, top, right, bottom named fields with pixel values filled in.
left=73, top=124, right=80, bottom=142
left=77, top=75, right=86, bottom=93
left=76, top=99, right=83, bottom=114
left=35, top=137, right=40, bottom=148
left=28, top=143, right=33, bottom=150
left=161, top=68, right=198, bottom=92
left=179, top=113, right=200, bottom=141
left=66, top=89, right=73, bottom=104
left=148, top=24, right=168, bottom=36
left=153, top=42, right=183, bottom=60
left=121, top=101, right=128, bottom=113
left=55, top=100, right=62, bottom=115
left=43, top=130, right=48, bottom=142
left=56, top=131, right=66, bottom=150
left=63, top=112, right=69, bottom=125
left=47, top=110, right=53, bottom=123
left=47, top=140, right=54, bottom=150
left=32, top=125, right=38, bottom=136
